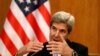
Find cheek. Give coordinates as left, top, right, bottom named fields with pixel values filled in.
left=50, top=30, right=55, bottom=39
left=50, top=29, right=55, bottom=35
left=60, top=33, right=67, bottom=38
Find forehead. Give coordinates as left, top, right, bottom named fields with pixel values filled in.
left=51, top=22, right=68, bottom=30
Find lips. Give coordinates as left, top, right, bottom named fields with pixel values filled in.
left=53, top=38, right=60, bottom=42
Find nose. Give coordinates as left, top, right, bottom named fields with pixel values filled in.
left=55, top=30, right=59, bottom=37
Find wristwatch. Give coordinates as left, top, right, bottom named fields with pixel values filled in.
left=72, top=50, right=78, bottom=56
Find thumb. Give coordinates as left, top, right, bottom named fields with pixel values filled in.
left=30, top=37, right=35, bottom=42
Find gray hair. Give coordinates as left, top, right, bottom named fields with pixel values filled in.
left=50, top=11, right=75, bottom=34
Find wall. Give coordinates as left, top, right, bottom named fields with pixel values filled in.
left=0, top=0, right=11, bottom=32
left=50, top=0, right=100, bottom=56
left=98, top=0, right=100, bottom=55
left=0, top=0, right=100, bottom=56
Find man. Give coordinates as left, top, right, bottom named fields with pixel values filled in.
left=15, top=11, right=88, bottom=56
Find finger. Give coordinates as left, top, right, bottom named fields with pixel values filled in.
left=31, top=46, right=43, bottom=50
left=29, top=45, right=43, bottom=53
left=30, top=37, right=35, bottom=42
left=30, top=48, right=40, bottom=52
left=46, top=44, right=58, bottom=48
left=47, top=47, right=59, bottom=51
left=33, top=43, right=44, bottom=48
left=48, top=41, right=60, bottom=45
left=59, top=35, right=68, bottom=45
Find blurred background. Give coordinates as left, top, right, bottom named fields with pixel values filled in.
left=0, top=0, right=100, bottom=56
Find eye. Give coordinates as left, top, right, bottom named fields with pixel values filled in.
left=60, top=29, right=66, bottom=33
left=51, top=26, right=57, bottom=31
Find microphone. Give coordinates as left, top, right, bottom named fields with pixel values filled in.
left=52, top=50, right=61, bottom=56
left=53, top=54, right=61, bottom=56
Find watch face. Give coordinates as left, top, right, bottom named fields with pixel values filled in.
left=72, top=50, right=78, bottom=56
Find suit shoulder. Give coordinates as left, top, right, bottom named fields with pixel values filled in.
left=71, top=42, right=88, bottom=50
left=72, top=42, right=87, bottom=48
left=71, top=42, right=88, bottom=54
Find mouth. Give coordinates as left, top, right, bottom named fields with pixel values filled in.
left=53, top=38, right=60, bottom=42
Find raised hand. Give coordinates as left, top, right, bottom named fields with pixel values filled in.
left=46, top=36, right=73, bottom=56
left=16, top=39, right=43, bottom=56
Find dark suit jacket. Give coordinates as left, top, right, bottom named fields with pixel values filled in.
left=28, top=39, right=88, bottom=56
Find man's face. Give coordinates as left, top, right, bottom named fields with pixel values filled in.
left=50, top=22, right=68, bottom=42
